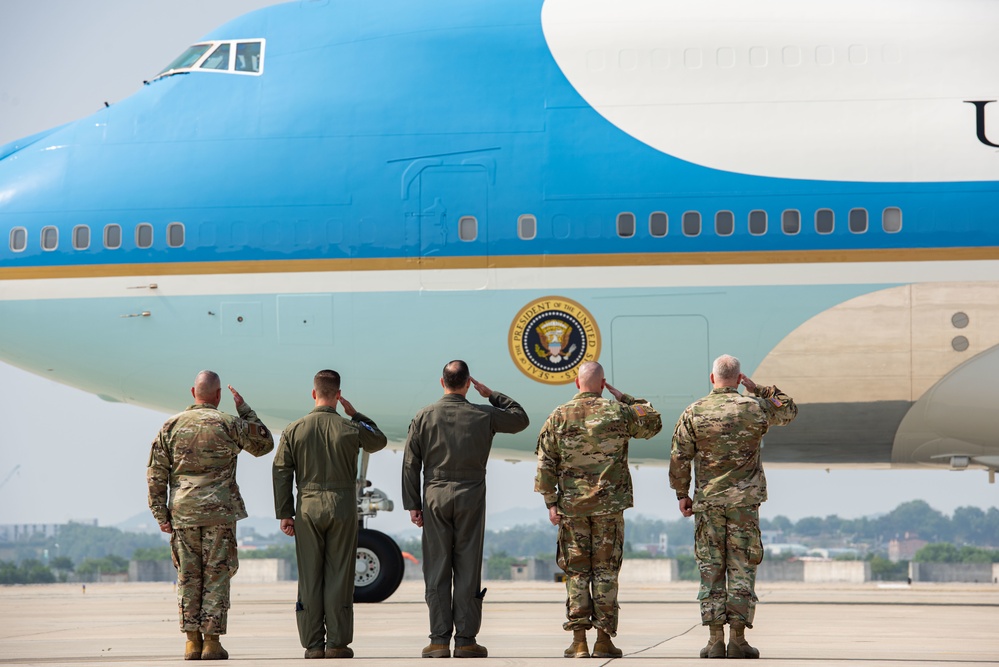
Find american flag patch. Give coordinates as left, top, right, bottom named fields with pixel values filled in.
left=633, top=405, right=647, bottom=417
left=769, top=396, right=783, bottom=407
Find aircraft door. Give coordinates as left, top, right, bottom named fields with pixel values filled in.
left=418, top=166, right=488, bottom=289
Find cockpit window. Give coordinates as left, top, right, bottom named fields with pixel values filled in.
left=155, top=40, right=265, bottom=80
left=200, top=43, right=231, bottom=71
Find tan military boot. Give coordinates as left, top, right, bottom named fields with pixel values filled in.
left=727, top=622, right=760, bottom=659
left=699, top=623, right=726, bottom=659
left=184, top=631, right=203, bottom=660
left=201, top=634, right=229, bottom=660
left=564, top=628, right=589, bottom=658
left=592, top=629, right=623, bottom=659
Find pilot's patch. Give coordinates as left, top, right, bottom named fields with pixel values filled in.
left=508, top=296, right=600, bottom=385
left=359, top=422, right=375, bottom=433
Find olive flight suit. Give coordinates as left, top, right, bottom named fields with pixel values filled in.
left=273, top=406, right=387, bottom=652
left=402, top=392, right=529, bottom=649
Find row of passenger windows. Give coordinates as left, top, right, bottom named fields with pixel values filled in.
left=515, top=207, right=902, bottom=241
left=8, top=223, right=185, bottom=253
left=588, top=43, right=900, bottom=72
left=6, top=208, right=902, bottom=251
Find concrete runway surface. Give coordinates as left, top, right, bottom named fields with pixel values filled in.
left=0, top=579, right=996, bottom=665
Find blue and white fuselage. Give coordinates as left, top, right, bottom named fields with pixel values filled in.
left=2, top=0, right=999, bottom=474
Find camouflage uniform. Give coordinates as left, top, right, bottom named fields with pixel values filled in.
left=147, top=402, right=274, bottom=635
left=273, top=406, right=387, bottom=652
left=402, top=392, right=529, bottom=649
left=669, top=385, right=797, bottom=627
left=535, top=392, right=662, bottom=635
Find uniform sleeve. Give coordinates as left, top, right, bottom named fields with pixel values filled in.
left=352, top=412, right=389, bottom=453
left=619, top=394, right=663, bottom=440
left=272, top=428, right=297, bottom=520
left=401, top=417, right=424, bottom=511
left=233, top=402, right=276, bottom=457
left=487, top=392, right=531, bottom=434
left=146, top=429, right=172, bottom=526
left=669, top=409, right=696, bottom=499
left=533, top=415, right=560, bottom=508
left=753, top=385, right=798, bottom=426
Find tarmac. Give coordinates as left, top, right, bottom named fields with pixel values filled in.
left=0, top=579, right=996, bottom=666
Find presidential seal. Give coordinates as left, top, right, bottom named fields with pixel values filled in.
left=508, top=296, right=601, bottom=384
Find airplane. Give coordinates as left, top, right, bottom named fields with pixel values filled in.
left=2, top=0, right=999, bottom=602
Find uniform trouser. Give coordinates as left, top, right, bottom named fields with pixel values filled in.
left=694, top=505, right=764, bottom=627
left=294, top=490, right=357, bottom=650
left=171, top=523, right=238, bottom=635
left=556, top=512, right=625, bottom=635
left=422, top=479, right=486, bottom=647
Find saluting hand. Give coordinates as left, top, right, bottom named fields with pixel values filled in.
left=339, top=395, right=357, bottom=417
left=228, top=385, right=245, bottom=408
left=470, top=377, right=492, bottom=398
left=738, top=374, right=757, bottom=393
left=604, top=381, right=625, bottom=401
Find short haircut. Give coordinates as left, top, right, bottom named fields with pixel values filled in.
left=712, top=355, right=741, bottom=382
left=193, top=370, right=221, bottom=400
left=442, top=360, right=470, bottom=391
left=314, top=369, right=341, bottom=399
left=576, top=361, right=604, bottom=387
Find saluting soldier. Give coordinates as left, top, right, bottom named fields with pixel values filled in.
left=535, top=361, right=662, bottom=659
left=669, top=354, right=797, bottom=659
left=147, top=370, right=274, bottom=661
left=403, top=360, right=530, bottom=659
left=272, top=369, right=387, bottom=659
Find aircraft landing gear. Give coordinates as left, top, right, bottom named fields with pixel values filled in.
left=354, top=527, right=405, bottom=603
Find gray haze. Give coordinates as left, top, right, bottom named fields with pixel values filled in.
left=0, top=0, right=995, bottom=535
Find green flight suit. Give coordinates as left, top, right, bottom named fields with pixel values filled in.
left=402, top=392, right=529, bottom=648
left=273, top=406, right=387, bottom=651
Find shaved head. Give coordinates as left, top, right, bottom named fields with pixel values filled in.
left=576, top=361, right=604, bottom=393
left=193, top=370, right=222, bottom=405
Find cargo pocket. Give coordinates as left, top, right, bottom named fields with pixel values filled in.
left=747, top=527, right=764, bottom=566
left=169, top=531, right=180, bottom=571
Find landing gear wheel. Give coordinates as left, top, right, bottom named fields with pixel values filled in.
left=354, top=528, right=404, bottom=603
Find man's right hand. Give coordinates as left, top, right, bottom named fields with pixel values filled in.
left=548, top=505, right=561, bottom=526
left=339, top=395, right=357, bottom=417
left=410, top=509, right=424, bottom=528
left=470, top=377, right=492, bottom=398
left=678, top=497, right=694, bottom=518
left=604, top=381, right=625, bottom=401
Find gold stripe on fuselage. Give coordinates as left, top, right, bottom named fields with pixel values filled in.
left=2, top=247, right=999, bottom=281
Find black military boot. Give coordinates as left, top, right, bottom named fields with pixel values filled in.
left=699, top=623, right=725, bottom=659
left=727, top=622, right=760, bottom=659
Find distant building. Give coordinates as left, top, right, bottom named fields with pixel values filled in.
left=0, top=521, right=96, bottom=542
left=888, top=535, right=927, bottom=562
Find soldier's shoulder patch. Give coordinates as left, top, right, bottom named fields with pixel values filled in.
left=359, top=421, right=375, bottom=433
left=768, top=396, right=783, bottom=408
left=248, top=422, right=268, bottom=438
left=632, top=405, right=647, bottom=417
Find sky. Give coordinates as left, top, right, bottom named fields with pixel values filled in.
left=0, top=0, right=996, bottom=537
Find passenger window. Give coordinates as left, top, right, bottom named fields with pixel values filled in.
left=136, top=223, right=154, bottom=249
left=616, top=212, right=636, bottom=238
left=9, top=227, right=27, bottom=252
left=104, top=224, right=122, bottom=249
left=235, top=42, right=262, bottom=73
left=715, top=211, right=734, bottom=236
left=815, top=209, right=834, bottom=234
left=649, top=212, right=668, bottom=237
left=73, top=225, right=90, bottom=250
left=748, top=210, right=767, bottom=235
left=782, top=210, right=801, bottom=235
left=883, top=207, right=902, bottom=233
left=518, top=214, right=536, bottom=240
left=682, top=211, right=701, bottom=237
left=167, top=222, right=185, bottom=248
left=849, top=208, right=868, bottom=233
left=458, top=216, right=477, bottom=241
left=200, top=43, right=231, bottom=71
left=41, top=226, right=58, bottom=251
